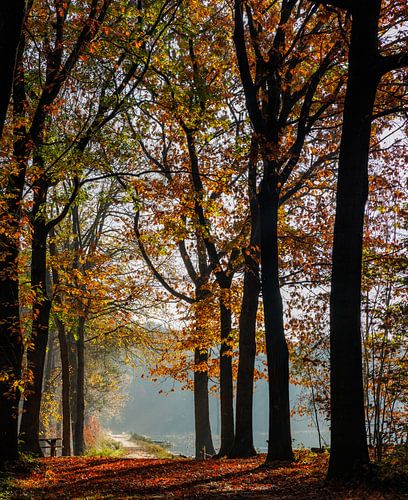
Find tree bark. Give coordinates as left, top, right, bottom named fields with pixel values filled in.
left=193, top=280, right=216, bottom=459
left=42, top=331, right=56, bottom=392
left=69, top=331, right=78, bottom=451
left=229, top=249, right=260, bottom=457
left=20, top=183, right=51, bottom=456
left=327, top=2, right=381, bottom=479
left=49, top=231, right=72, bottom=456
left=0, top=200, right=24, bottom=461
left=56, top=318, right=71, bottom=456
left=0, top=23, right=27, bottom=461
left=39, top=330, right=56, bottom=437
left=216, top=287, right=235, bottom=457
left=230, top=138, right=260, bottom=458
left=259, top=167, right=293, bottom=462
left=74, top=316, right=85, bottom=455
left=0, top=0, right=25, bottom=138
left=194, top=347, right=216, bottom=459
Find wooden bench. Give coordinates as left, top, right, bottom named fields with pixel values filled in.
left=39, top=437, right=62, bottom=457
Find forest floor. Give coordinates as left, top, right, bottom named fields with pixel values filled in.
left=3, top=451, right=407, bottom=499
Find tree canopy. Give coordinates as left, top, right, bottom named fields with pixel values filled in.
left=0, top=0, right=406, bottom=488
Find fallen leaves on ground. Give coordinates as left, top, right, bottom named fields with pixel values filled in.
left=8, top=451, right=405, bottom=499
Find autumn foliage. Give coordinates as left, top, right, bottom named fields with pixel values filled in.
left=0, top=0, right=407, bottom=491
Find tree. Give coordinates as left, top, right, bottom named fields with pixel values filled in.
left=17, top=0, right=179, bottom=455
left=131, top=158, right=218, bottom=459
left=129, top=2, right=246, bottom=456
left=19, top=0, right=113, bottom=456
left=47, top=174, right=149, bottom=454
left=0, top=1, right=31, bottom=462
left=233, top=0, right=343, bottom=461
left=314, top=0, right=408, bottom=479
left=49, top=228, right=72, bottom=456
left=229, top=137, right=261, bottom=458
left=362, top=162, right=407, bottom=462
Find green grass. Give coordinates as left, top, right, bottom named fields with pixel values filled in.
left=84, top=436, right=126, bottom=458
left=129, top=433, right=174, bottom=459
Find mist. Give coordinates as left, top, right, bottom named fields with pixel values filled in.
left=105, top=370, right=329, bottom=456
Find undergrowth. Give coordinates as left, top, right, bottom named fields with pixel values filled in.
left=84, top=435, right=125, bottom=458
left=373, top=444, right=408, bottom=490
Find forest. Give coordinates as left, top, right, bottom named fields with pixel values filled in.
left=0, top=0, right=407, bottom=497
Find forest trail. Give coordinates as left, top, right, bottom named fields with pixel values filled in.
left=108, top=432, right=158, bottom=459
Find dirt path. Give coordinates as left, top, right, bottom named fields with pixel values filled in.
left=108, top=432, right=157, bottom=459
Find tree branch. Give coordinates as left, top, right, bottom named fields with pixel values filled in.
left=314, top=0, right=351, bottom=10
left=134, top=215, right=195, bottom=304
left=233, top=0, right=264, bottom=133
left=45, top=176, right=80, bottom=232
left=178, top=238, right=198, bottom=284
left=379, top=52, right=408, bottom=76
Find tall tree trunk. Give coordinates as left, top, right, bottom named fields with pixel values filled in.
left=327, top=3, right=380, bottom=479
left=229, top=249, right=260, bottom=458
left=66, top=327, right=79, bottom=454
left=194, top=282, right=215, bottom=459
left=230, top=138, right=260, bottom=458
left=0, top=213, right=23, bottom=461
left=259, top=168, right=293, bottom=462
left=184, top=127, right=236, bottom=458
left=74, top=316, right=85, bottom=455
left=20, top=183, right=51, bottom=456
left=0, top=0, right=25, bottom=138
left=49, top=232, right=71, bottom=456
left=56, top=318, right=71, bottom=456
left=0, top=29, right=27, bottom=462
left=42, top=331, right=56, bottom=392
left=68, top=330, right=78, bottom=451
left=217, top=287, right=235, bottom=457
left=40, top=330, right=56, bottom=437
left=194, top=347, right=215, bottom=459
left=0, top=236, right=23, bottom=462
